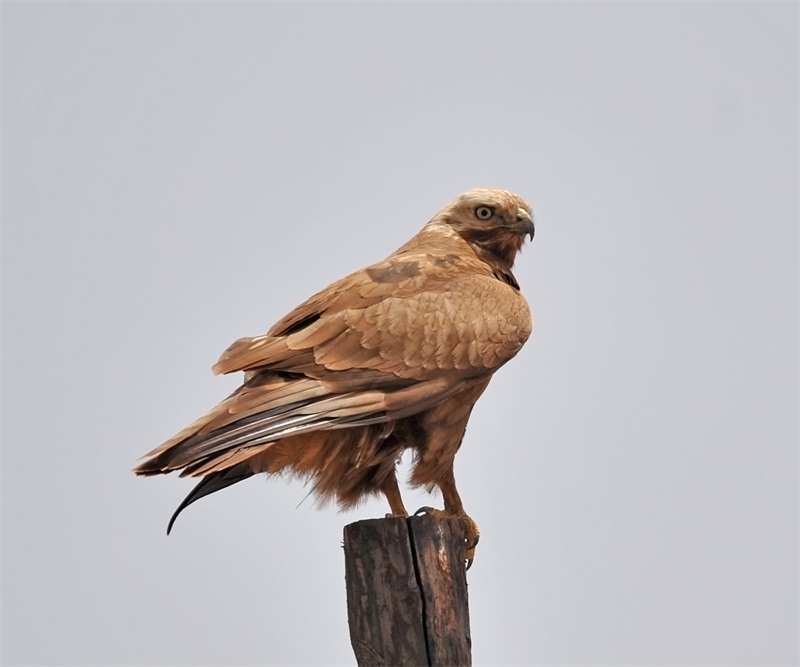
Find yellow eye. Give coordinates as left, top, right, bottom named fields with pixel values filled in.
left=475, top=206, right=494, bottom=220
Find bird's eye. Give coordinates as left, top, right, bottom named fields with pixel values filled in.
left=475, top=206, right=494, bottom=220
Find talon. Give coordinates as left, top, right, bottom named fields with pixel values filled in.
left=465, top=533, right=479, bottom=569
left=412, top=506, right=480, bottom=568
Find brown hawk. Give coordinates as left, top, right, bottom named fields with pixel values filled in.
left=135, top=188, right=534, bottom=564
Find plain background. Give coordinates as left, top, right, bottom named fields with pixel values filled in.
left=3, top=3, right=797, bottom=665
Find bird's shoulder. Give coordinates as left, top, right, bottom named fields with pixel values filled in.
left=215, top=226, right=531, bottom=377
left=267, top=226, right=490, bottom=335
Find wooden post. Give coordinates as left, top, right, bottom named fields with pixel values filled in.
left=343, top=514, right=472, bottom=667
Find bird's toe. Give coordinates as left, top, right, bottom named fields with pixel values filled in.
left=412, top=506, right=480, bottom=568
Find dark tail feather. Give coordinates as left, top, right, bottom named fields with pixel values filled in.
left=167, top=464, right=254, bottom=535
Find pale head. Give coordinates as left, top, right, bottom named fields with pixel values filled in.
left=429, top=188, right=535, bottom=270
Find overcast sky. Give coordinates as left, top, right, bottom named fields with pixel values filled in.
left=3, top=3, right=797, bottom=666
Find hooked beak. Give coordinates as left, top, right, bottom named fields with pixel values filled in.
left=515, top=208, right=535, bottom=241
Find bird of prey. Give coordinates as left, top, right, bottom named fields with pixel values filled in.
left=135, top=188, right=534, bottom=564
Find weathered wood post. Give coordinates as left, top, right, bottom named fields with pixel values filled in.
left=343, top=514, right=472, bottom=666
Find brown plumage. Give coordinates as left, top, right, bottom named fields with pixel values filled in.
left=135, top=188, right=534, bottom=563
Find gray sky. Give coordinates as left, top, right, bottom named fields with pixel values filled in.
left=3, top=3, right=797, bottom=665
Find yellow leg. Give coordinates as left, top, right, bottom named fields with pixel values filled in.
left=381, top=474, right=409, bottom=517
left=416, top=471, right=480, bottom=568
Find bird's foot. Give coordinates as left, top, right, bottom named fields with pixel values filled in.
left=414, top=506, right=480, bottom=569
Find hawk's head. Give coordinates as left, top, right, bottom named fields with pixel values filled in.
left=432, top=188, right=534, bottom=271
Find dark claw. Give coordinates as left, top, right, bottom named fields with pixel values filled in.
left=414, top=506, right=436, bottom=516
left=464, top=534, right=479, bottom=570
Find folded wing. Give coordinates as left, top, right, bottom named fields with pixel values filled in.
left=134, top=250, right=530, bottom=480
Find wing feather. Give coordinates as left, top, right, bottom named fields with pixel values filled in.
left=135, top=231, right=531, bottom=480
